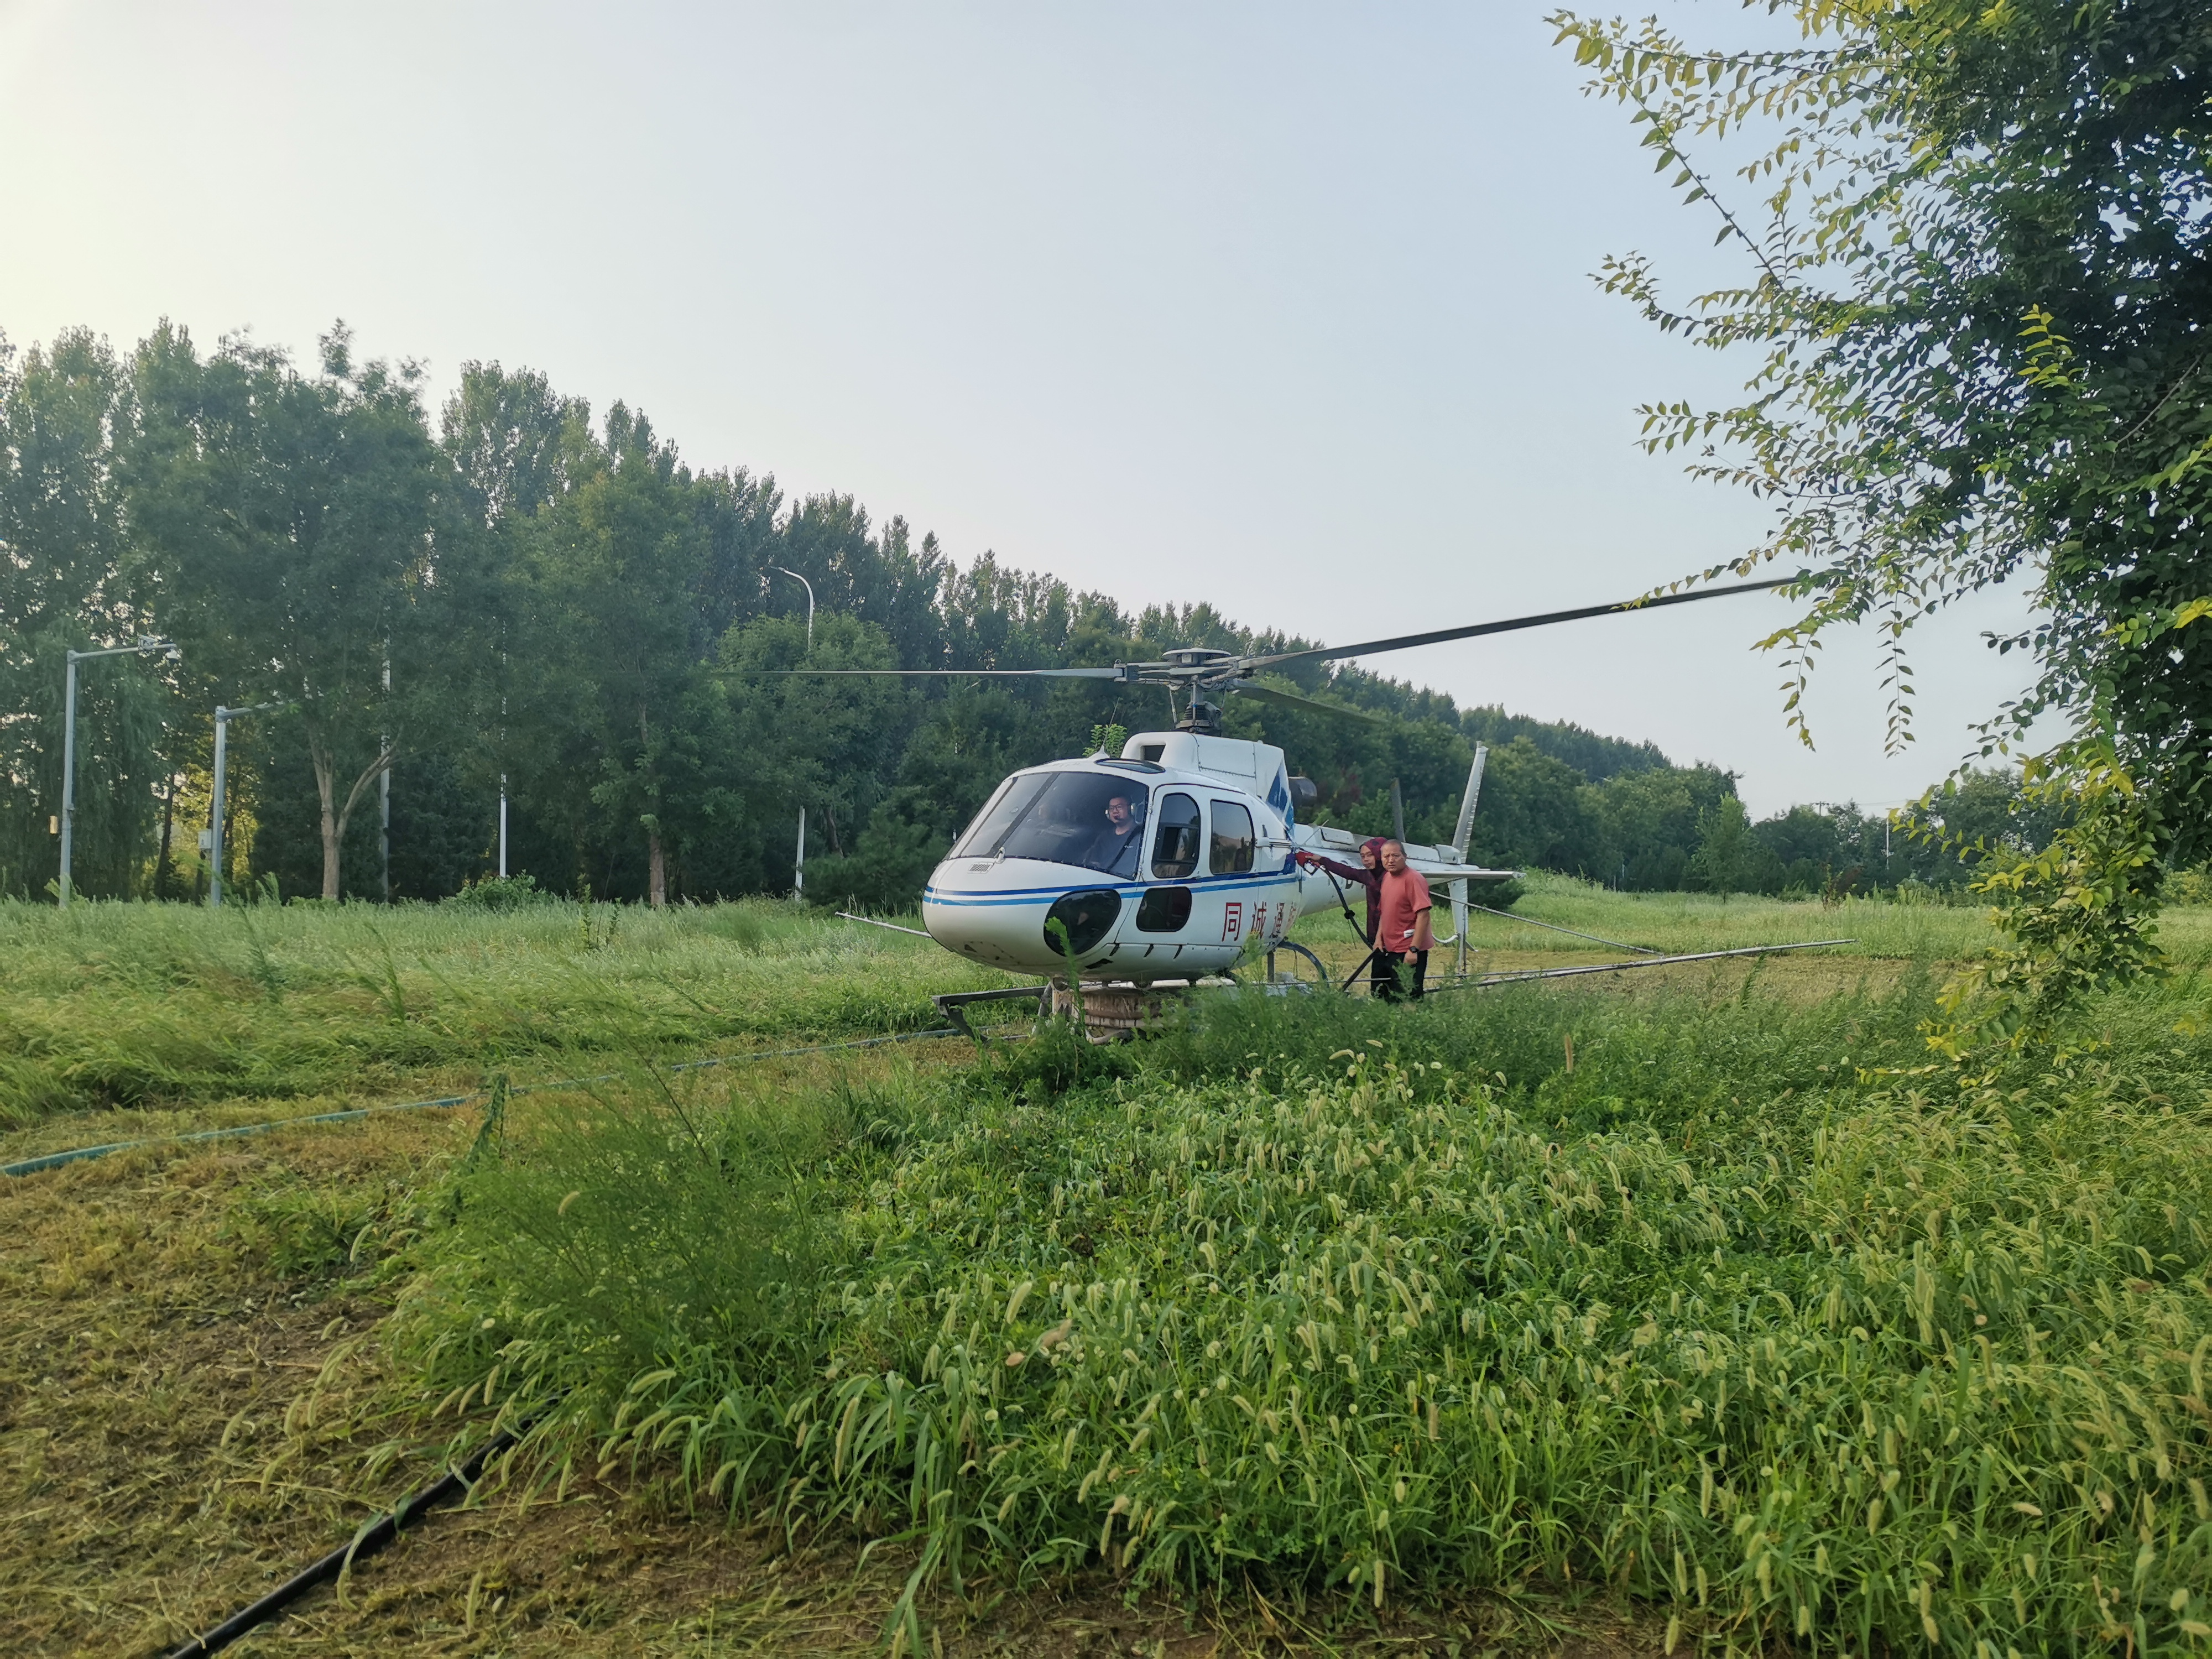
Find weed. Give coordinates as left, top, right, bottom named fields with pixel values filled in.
left=398, top=973, right=2212, bottom=1654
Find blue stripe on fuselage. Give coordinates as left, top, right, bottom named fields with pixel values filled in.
left=922, top=871, right=1301, bottom=908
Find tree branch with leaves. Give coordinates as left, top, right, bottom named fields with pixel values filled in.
left=1556, top=0, right=2212, bottom=1044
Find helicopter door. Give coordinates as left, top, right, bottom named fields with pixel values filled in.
left=1149, top=792, right=1201, bottom=879
left=1138, top=792, right=1201, bottom=934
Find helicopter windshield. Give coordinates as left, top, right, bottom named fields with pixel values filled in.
left=952, top=772, right=1150, bottom=875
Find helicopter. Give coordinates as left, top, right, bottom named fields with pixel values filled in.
left=771, top=574, right=1800, bottom=984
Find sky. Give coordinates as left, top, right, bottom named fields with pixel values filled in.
left=0, top=1, right=2046, bottom=815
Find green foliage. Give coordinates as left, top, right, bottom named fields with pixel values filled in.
left=415, top=1077, right=829, bottom=1389
left=229, top=1171, right=416, bottom=1280
left=399, top=975, right=2212, bottom=1655
left=1929, top=762, right=2172, bottom=1059
left=1689, top=795, right=1755, bottom=900
left=1459, top=706, right=1667, bottom=784
left=127, top=322, right=460, bottom=901
left=444, top=872, right=551, bottom=911
left=1462, top=739, right=1592, bottom=871
left=1556, top=0, right=2212, bottom=1050
left=13, top=314, right=1768, bottom=909
left=1554, top=3, right=2212, bottom=826
left=0, top=305, right=2154, bottom=913
left=0, top=330, right=171, bottom=899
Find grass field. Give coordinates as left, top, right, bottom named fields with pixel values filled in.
left=1395, top=873, right=2212, bottom=966
left=0, top=896, right=1014, bottom=1133
left=3, top=888, right=2210, bottom=1656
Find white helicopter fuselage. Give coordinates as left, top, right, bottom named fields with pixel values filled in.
left=921, top=729, right=1513, bottom=982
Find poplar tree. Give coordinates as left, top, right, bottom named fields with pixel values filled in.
left=126, top=323, right=450, bottom=899
left=0, top=330, right=169, bottom=897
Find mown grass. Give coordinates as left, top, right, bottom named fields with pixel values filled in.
left=393, top=968, right=2212, bottom=1656
left=0, top=898, right=1004, bottom=1126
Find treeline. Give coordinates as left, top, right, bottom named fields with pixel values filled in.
left=1477, top=743, right=2067, bottom=898
left=2, top=321, right=2049, bottom=906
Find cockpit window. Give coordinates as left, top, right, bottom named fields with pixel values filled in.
left=951, top=773, right=1150, bottom=875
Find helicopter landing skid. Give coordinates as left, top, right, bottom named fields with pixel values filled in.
left=932, top=985, right=1050, bottom=1046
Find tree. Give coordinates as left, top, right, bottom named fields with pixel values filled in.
left=1556, top=0, right=2209, bottom=789
left=507, top=401, right=714, bottom=906
left=127, top=323, right=453, bottom=899
left=0, top=329, right=172, bottom=898
left=1590, top=763, right=1738, bottom=890
left=1690, top=794, right=1756, bottom=899
left=1464, top=739, right=1598, bottom=872
left=1557, top=0, right=2210, bottom=1011
left=714, top=613, right=914, bottom=901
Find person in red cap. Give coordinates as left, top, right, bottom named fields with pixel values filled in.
left=1295, top=836, right=1387, bottom=965
left=1372, top=839, right=1434, bottom=1000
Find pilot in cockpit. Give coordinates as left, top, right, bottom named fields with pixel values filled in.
left=1083, top=792, right=1146, bottom=875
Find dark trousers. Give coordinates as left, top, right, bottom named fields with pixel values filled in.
left=1373, top=949, right=1427, bottom=1001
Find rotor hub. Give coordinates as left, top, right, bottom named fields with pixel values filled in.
left=1160, top=647, right=1236, bottom=671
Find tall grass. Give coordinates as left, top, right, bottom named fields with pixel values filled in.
left=12, top=879, right=2201, bottom=1126
left=395, top=973, right=2212, bottom=1654
left=0, top=898, right=1006, bottom=1124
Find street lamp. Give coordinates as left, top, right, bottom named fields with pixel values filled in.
left=58, top=637, right=179, bottom=908
left=770, top=566, right=815, bottom=649
left=769, top=567, right=817, bottom=899
left=208, top=701, right=287, bottom=907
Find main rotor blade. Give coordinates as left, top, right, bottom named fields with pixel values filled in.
left=1239, top=575, right=1802, bottom=674
left=707, top=665, right=1128, bottom=679
left=1225, top=680, right=1385, bottom=725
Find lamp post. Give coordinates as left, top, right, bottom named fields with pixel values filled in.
left=770, top=567, right=817, bottom=899
left=58, top=637, right=179, bottom=908
left=771, top=566, right=815, bottom=649
left=208, top=701, right=285, bottom=907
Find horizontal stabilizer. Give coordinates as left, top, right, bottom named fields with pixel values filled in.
left=1292, top=823, right=1518, bottom=884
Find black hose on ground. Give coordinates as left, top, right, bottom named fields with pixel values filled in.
left=164, top=1427, right=520, bottom=1658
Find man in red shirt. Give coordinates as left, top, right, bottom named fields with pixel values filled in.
left=1373, top=839, right=1434, bottom=1000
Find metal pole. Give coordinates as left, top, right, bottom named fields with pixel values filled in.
left=379, top=653, right=390, bottom=903
left=771, top=568, right=816, bottom=898
left=773, top=567, right=815, bottom=650
left=210, top=708, right=229, bottom=909
left=379, top=752, right=390, bottom=902
left=203, top=696, right=283, bottom=908
left=59, top=653, right=79, bottom=908
left=58, top=638, right=177, bottom=906
left=1390, top=778, right=1405, bottom=846
left=497, top=672, right=509, bottom=881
